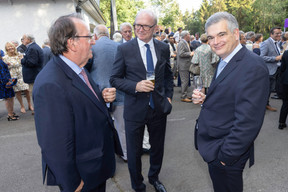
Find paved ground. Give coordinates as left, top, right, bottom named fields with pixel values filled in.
left=0, top=86, right=287, bottom=192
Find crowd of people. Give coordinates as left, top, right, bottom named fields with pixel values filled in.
left=0, top=9, right=288, bottom=192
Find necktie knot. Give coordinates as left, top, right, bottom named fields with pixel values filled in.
left=145, top=44, right=150, bottom=49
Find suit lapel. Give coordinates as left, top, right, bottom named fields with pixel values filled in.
left=132, top=38, right=147, bottom=76
left=153, top=39, right=162, bottom=71
left=206, top=46, right=247, bottom=100
left=55, top=56, right=108, bottom=115
left=268, top=38, right=280, bottom=55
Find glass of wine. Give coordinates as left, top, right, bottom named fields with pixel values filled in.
left=192, top=76, right=203, bottom=100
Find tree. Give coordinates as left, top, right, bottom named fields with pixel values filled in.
left=100, top=0, right=145, bottom=30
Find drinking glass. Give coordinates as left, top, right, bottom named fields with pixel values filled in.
left=192, top=76, right=203, bottom=100
left=146, top=71, right=155, bottom=85
left=193, top=76, right=203, bottom=91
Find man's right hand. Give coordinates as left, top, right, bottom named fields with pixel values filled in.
left=136, top=80, right=154, bottom=92
left=276, top=55, right=282, bottom=61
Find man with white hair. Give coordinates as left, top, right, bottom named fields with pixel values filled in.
left=111, top=9, right=173, bottom=192
left=120, top=22, right=133, bottom=43
left=21, top=34, right=44, bottom=113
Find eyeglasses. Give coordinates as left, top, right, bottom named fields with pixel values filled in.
left=134, top=24, right=156, bottom=31
left=74, top=35, right=94, bottom=40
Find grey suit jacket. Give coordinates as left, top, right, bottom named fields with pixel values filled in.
left=260, top=37, right=280, bottom=75
left=177, top=39, right=192, bottom=71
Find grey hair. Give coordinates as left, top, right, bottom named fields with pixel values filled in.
left=43, top=39, right=50, bottom=45
left=11, top=40, right=19, bottom=46
left=246, top=31, right=255, bottom=40
left=180, top=30, right=190, bottom=38
left=120, top=22, right=132, bottom=32
left=239, top=30, right=245, bottom=39
left=26, top=34, right=35, bottom=42
left=113, top=32, right=122, bottom=42
left=94, top=24, right=109, bottom=37
left=48, top=13, right=83, bottom=55
left=205, top=12, right=239, bottom=33
left=135, top=9, right=158, bottom=25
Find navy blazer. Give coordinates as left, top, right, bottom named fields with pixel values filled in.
left=196, top=46, right=269, bottom=166
left=33, top=56, right=122, bottom=192
left=21, top=42, right=44, bottom=83
left=110, top=38, right=174, bottom=122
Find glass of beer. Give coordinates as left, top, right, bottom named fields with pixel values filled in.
left=146, top=71, right=155, bottom=85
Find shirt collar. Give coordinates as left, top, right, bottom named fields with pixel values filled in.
left=137, top=38, right=154, bottom=49
left=59, top=55, right=83, bottom=75
left=223, top=43, right=242, bottom=63
left=269, top=37, right=278, bottom=44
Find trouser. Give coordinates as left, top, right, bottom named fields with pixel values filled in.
left=125, top=107, right=167, bottom=191
left=208, top=149, right=250, bottom=192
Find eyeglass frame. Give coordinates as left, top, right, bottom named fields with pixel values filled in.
left=133, top=23, right=156, bottom=31
left=73, top=35, right=94, bottom=40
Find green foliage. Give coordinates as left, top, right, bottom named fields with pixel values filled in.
left=99, top=0, right=145, bottom=29
left=99, top=0, right=288, bottom=38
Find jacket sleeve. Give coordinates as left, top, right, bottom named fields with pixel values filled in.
left=218, top=60, right=269, bottom=165
left=34, top=82, right=80, bottom=191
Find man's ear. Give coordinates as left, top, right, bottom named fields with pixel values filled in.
left=234, top=28, right=240, bottom=41
left=67, top=38, right=77, bottom=52
left=94, top=34, right=98, bottom=41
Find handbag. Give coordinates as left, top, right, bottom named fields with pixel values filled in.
left=189, top=63, right=200, bottom=75
left=5, top=78, right=17, bottom=88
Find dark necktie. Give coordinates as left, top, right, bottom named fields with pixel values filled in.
left=80, top=69, right=99, bottom=100
left=144, top=44, right=154, bottom=109
left=275, top=42, right=280, bottom=55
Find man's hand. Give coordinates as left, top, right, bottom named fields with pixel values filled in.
left=167, top=97, right=172, bottom=104
left=136, top=80, right=154, bottom=92
left=75, top=180, right=84, bottom=192
left=276, top=55, right=282, bottom=61
left=192, top=89, right=206, bottom=104
left=102, top=87, right=116, bottom=103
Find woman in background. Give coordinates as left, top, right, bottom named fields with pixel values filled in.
left=252, top=33, right=263, bottom=55
left=0, top=52, right=19, bottom=121
left=3, top=42, right=32, bottom=113
left=191, top=34, right=219, bottom=93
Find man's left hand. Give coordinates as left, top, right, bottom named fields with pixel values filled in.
left=102, top=88, right=116, bottom=103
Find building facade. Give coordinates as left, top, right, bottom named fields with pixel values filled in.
left=0, top=0, right=105, bottom=50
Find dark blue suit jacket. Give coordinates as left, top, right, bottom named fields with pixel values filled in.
left=196, top=46, right=269, bottom=166
left=110, top=38, right=173, bottom=122
left=21, top=42, right=44, bottom=83
left=33, top=56, right=122, bottom=192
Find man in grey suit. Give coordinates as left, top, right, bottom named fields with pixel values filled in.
left=90, top=25, right=127, bottom=162
left=177, top=30, right=194, bottom=102
left=260, top=27, right=282, bottom=111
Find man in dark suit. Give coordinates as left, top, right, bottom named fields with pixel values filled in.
left=21, top=34, right=44, bottom=114
left=192, top=12, right=269, bottom=192
left=42, top=39, right=54, bottom=67
left=110, top=9, right=173, bottom=192
left=33, top=13, right=122, bottom=192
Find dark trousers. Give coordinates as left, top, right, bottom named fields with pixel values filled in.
left=267, top=68, right=280, bottom=105
left=279, top=84, right=288, bottom=123
left=208, top=150, right=250, bottom=192
left=125, top=107, right=167, bottom=192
